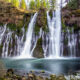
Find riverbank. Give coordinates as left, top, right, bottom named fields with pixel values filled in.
left=0, top=69, right=80, bottom=80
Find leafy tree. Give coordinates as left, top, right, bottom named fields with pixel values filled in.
left=41, top=0, right=47, bottom=8
left=29, top=0, right=35, bottom=10
left=12, top=0, right=20, bottom=8
left=46, top=0, right=50, bottom=9
left=35, top=0, right=41, bottom=9
left=20, top=0, right=27, bottom=10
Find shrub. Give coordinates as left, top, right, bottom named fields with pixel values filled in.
left=67, top=0, right=78, bottom=9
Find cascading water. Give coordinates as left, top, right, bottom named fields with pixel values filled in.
left=20, top=13, right=38, bottom=58
left=0, top=24, right=25, bottom=57
left=47, top=0, right=61, bottom=58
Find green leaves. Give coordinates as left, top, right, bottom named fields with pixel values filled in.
left=29, top=0, right=50, bottom=10
left=11, top=0, right=20, bottom=8
left=29, top=0, right=35, bottom=9
left=35, top=0, right=41, bottom=9
left=6, top=0, right=12, bottom=3
left=20, top=0, right=27, bottom=10
left=67, top=0, right=78, bottom=9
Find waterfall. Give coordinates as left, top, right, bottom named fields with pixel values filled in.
left=0, top=24, right=25, bottom=57
left=47, top=0, right=61, bottom=58
left=20, top=13, right=38, bottom=58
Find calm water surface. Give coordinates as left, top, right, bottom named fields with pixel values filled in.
left=1, top=58, right=80, bottom=75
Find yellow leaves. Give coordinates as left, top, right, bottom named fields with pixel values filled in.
left=20, top=0, right=27, bottom=10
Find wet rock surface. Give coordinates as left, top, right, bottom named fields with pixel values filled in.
left=0, top=69, right=80, bottom=80
left=33, top=38, right=44, bottom=58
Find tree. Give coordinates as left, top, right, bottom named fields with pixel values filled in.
left=29, top=0, right=35, bottom=10
left=46, top=0, right=50, bottom=9
left=12, top=0, right=20, bottom=8
left=35, top=0, right=41, bottom=9
left=5, top=0, right=11, bottom=3
left=20, top=0, right=27, bottom=10
left=41, top=0, right=47, bottom=8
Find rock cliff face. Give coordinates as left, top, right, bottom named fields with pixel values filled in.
left=62, top=8, right=80, bottom=32
left=61, top=3, right=80, bottom=57
left=0, top=0, right=24, bottom=25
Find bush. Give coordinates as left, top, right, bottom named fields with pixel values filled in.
left=67, top=0, right=78, bottom=9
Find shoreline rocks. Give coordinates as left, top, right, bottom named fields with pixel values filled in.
left=0, top=69, right=80, bottom=80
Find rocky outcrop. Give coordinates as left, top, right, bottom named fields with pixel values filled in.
left=0, top=0, right=35, bottom=27
left=33, top=38, right=44, bottom=58
left=62, top=8, right=80, bottom=32
left=34, top=7, right=48, bottom=35
left=0, top=0, right=24, bottom=25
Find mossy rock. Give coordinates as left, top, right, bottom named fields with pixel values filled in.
left=56, top=75, right=66, bottom=80
left=50, top=74, right=56, bottom=80
left=34, top=7, right=48, bottom=35
left=49, top=9, right=53, bottom=20
left=33, top=37, right=44, bottom=58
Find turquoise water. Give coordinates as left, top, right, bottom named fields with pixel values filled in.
left=1, top=58, right=80, bottom=75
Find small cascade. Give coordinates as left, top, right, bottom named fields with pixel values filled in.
left=0, top=24, right=6, bottom=44
left=20, top=13, right=38, bottom=58
left=0, top=24, right=25, bottom=58
left=67, top=28, right=76, bottom=57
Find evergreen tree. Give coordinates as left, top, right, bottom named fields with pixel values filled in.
left=20, top=0, right=27, bottom=10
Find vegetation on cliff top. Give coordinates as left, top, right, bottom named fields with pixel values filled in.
left=67, top=0, right=79, bottom=9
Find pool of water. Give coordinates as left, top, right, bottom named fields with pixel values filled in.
left=1, top=58, right=80, bottom=75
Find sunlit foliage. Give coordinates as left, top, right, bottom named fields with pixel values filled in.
left=11, top=0, right=20, bottom=8
left=5, top=0, right=11, bottom=3
left=35, top=0, right=41, bottom=9
left=20, top=0, right=27, bottom=10
left=29, top=0, right=36, bottom=10
left=29, top=0, right=50, bottom=10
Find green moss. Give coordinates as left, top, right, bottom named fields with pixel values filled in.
left=49, top=9, right=53, bottom=19
left=34, top=25, right=40, bottom=35
left=0, top=23, right=4, bottom=26
left=34, top=8, right=49, bottom=35
left=0, top=44, right=3, bottom=56
left=7, top=23, right=17, bottom=31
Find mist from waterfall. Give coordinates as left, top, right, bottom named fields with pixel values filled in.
left=19, top=13, right=38, bottom=58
